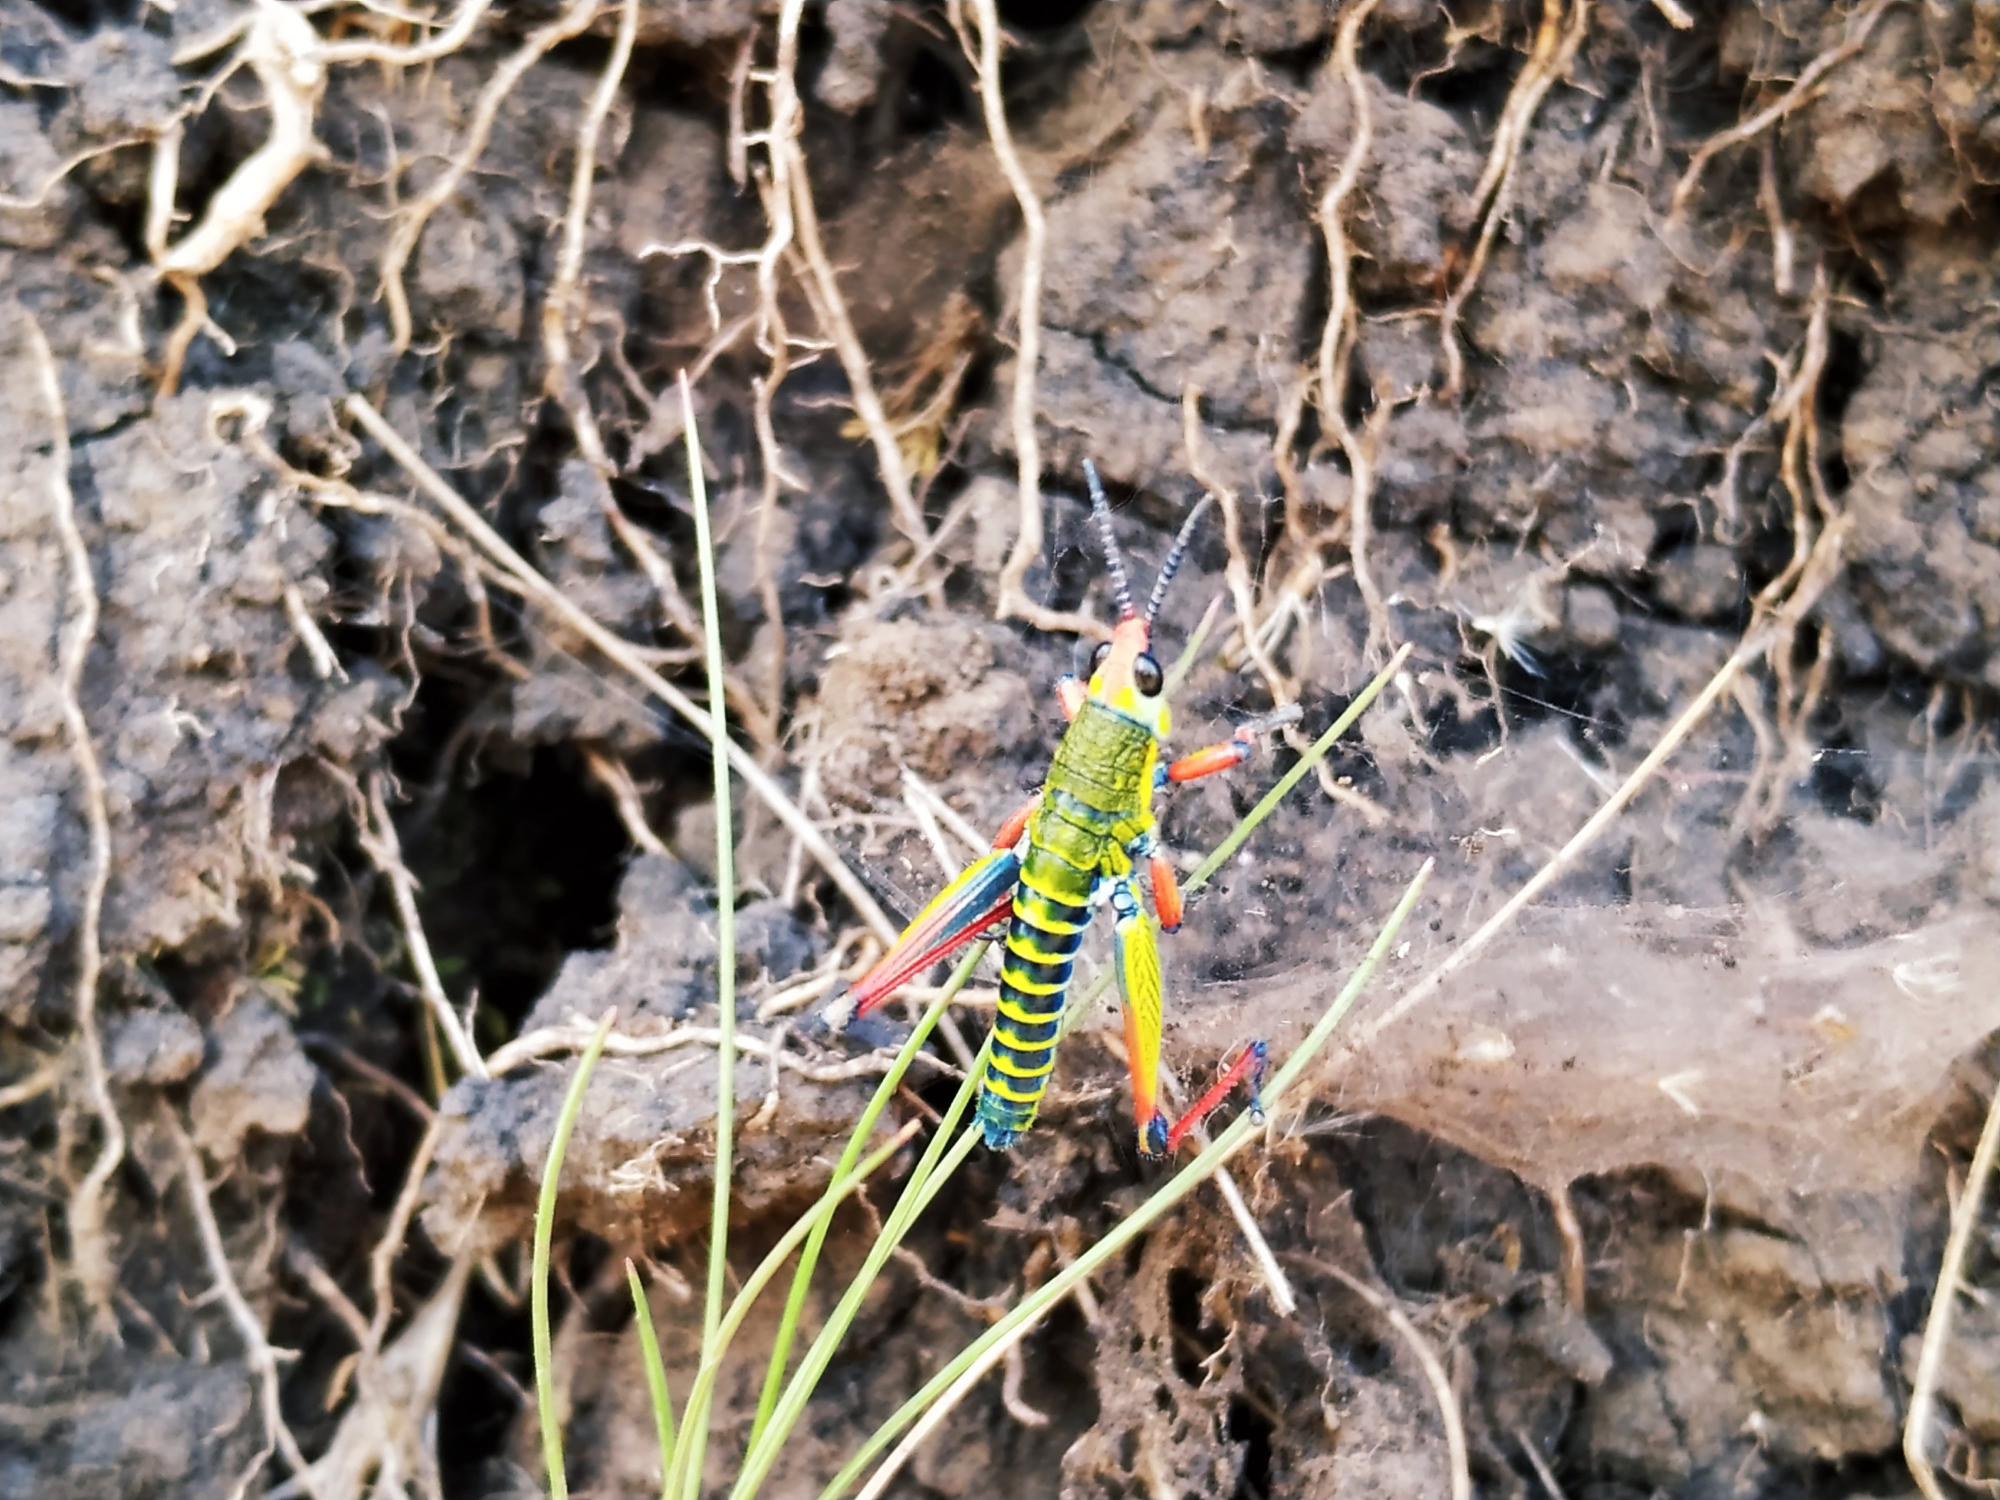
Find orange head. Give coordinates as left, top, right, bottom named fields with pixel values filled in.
left=1082, top=460, right=1210, bottom=736
left=1084, top=615, right=1169, bottom=735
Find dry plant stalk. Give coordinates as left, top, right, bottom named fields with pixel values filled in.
left=1210, top=1165, right=1298, bottom=1317
left=1668, top=0, right=1901, bottom=222
left=1438, top=0, right=1591, bottom=402
left=957, top=0, right=1107, bottom=640
left=358, top=773, right=489, bottom=1080
left=342, top=392, right=901, bottom=946
left=23, top=311, right=124, bottom=1334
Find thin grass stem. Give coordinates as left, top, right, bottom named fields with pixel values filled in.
left=683, top=370, right=738, bottom=1500
left=732, top=1057, right=987, bottom=1498
left=749, top=942, right=988, bottom=1444
left=663, top=1119, right=923, bottom=1498
left=1185, top=642, right=1410, bottom=894
left=532, top=1007, right=618, bottom=1500
left=626, top=1260, right=676, bottom=1499
left=823, top=858, right=1433, bottom=1499
left=1162, top=592, right=1226, bottom=702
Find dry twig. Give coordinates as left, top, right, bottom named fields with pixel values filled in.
left=24, top=311, right=124, bottom=1332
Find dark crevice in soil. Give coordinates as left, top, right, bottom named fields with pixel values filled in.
left=388, top=677, right=630, bottom=1026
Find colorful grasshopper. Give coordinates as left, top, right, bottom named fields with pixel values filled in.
left=829, top=463, right=1289, bottom=1155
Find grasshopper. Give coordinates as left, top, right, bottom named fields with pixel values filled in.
left=827, top=463, right=1295, bottom=1154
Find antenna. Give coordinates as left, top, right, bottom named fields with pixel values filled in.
left=1145, top=495, right=1212, bottom=623
left=1084, top=459, right=1136, bottom=621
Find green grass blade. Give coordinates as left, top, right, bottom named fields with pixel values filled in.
left=532, top=1007, right=619, bottom=1500
left=733, top=1057, right=988, bottom=1500
left=1162, top=592, right=1225, bottom=702
left=672, top=374, right=744, bottom=1500
left=748, top=942, right=989, bottom=1446
left=818, top=857, right=1434, bottom=1500
left=626, top=1260, right=676, bottom=1499
left=662, top=1117, right=923, bottom=1497
left=682, top=373, right=737, bottom=1500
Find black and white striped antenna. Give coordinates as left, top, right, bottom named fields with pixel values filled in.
left=1083, top=459, right=1136, bottom=621
left=1146, top=496, right=1212, bottom=624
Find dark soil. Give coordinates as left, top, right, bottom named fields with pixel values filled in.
left=2, top=1, right=1997, bottom=1497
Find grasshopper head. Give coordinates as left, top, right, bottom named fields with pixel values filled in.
left=1085, top=616, right=1170, bottom=736
left=1082, top=459, right=1211, bottom=738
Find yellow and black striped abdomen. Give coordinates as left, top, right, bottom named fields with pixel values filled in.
left=977, top=840, right=1096, bottom=1148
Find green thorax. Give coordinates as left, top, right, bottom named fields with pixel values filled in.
left=1032, top=700, right=1159, bottom=876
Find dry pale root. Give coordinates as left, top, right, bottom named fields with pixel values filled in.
left=21, top=310, right=123, bottom=1336
left=155, top=0, right=326, bottom=392
left=956, top=0, right=1108, bottom=641
left=167, top=1113, right=315, bottom=1499
left=1437, top=0, right=1592, bottom=404
left=1904, top=1067, right=2000, bottom=1500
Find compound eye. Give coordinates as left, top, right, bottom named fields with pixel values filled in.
left=1133, top=652, right=1164, bottom=696
left=1089, top=640, right=1114, bottom=674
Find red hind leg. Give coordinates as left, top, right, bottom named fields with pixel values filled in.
left=1162, top=1041, right=1268, bottom=1154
